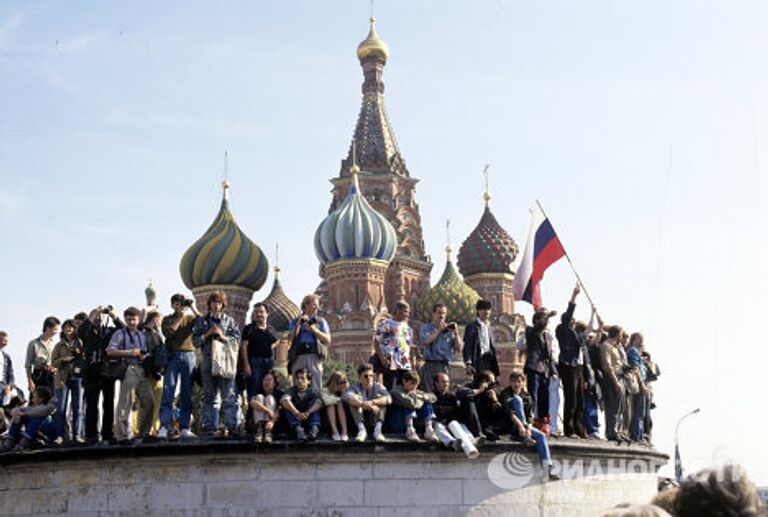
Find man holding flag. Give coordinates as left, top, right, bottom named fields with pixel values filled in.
left=513, top=201, right=578, bottom=435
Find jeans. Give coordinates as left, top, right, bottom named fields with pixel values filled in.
left=201, top=356, right=238, bottom=432
left=159, top=351, right=195, bottom=430
left=290, top=353, right=323, bottom=393
left=84, top=375, right=115, bottom=441
left=509, top=395, right=551, bottom=466
left=630, top=392, right=646, bottom=441
left=55, top=377, right=84, bottom=439
left=583, top=388, right=600, bottom=435
left=525, top=369, right=550, bottom=421
left=387, top=403, right=436, bottom=432
left=284, top=409, right=321, bottom=430
left=246, top=356, right=274, bottom=399
left=549, top=376, right=561, bottom=434
left=10, top=415, right=57, bottom=443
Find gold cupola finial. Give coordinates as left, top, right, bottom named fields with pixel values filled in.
left=221, top=151, right=230, bottom=201
left=357, top=16, right=389, bottom=64
left=445, top=219, right=453, bottom=260
left=482, top=164, right=491, bottom=207
left=274, top=243, right=281, bottom=277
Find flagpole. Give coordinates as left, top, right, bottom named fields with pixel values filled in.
left=534, top=199, right=600, bottom=316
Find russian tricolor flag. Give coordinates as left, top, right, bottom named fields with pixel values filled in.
left=512, top=203, right=566, bottom=309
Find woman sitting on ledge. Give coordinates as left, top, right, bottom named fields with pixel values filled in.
left=322, top=370, right=349, bottom=442
left=247, top=370, right=282, bottom=443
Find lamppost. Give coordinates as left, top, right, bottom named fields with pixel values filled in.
left=674, top=407, right=701, bottom=482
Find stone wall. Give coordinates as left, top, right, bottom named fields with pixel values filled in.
left=0, top=441, right=667, bottom=516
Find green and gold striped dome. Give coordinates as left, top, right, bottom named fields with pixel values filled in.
left=180, top=181, right=269, bottom=292
left=420, top=246, right=481, bottom=325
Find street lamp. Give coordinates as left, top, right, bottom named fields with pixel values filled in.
left=674, top=407, right=701, bottom=482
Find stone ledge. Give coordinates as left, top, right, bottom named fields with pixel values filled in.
left=0, top=435, right=669, bottom=467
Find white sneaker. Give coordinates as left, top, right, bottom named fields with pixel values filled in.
left=157, top=427, right=168, bottom=439
left=331, top=432, right=342, bottom=442
left=405, top=428, right=422, bottom=443
left=423, top=428, right=439, bottom=443
left=180, top=429, right=197, bottom=439
left=355, top=428, right=368, bottom=442
left=374, top=430, right=388, bottom=443
left=340, top=433, right=349, bottom=442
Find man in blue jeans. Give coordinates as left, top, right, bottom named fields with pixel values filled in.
left=626, top=333, right=647, bottom=443
left=1, top=386, right=58, bottom=451
left=515, top=307, right=558, bottom=436
left=158, top=294, right=200, bottom=439
left=280, top=369, right=322, bottom=442
left=389, top=371, right=439, bottom=443
left=506, top=371, right=558, bottom=481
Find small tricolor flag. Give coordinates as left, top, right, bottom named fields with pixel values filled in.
left=512, top=203, right=566, bottom=309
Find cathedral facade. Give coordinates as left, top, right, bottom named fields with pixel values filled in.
left=179, top=18, right=524, bottom=377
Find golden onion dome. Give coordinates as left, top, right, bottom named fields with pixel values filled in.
left=180, top=181, right=269, bottom=292
left=420, top=246, right=481, bottom=326
left=357, top=16, right=389, bottom=64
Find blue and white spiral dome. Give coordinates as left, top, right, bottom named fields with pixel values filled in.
left=314, top=166, right=398, bottom=265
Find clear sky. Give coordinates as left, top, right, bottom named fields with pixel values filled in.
left=1, top=1, right=766, bottom=483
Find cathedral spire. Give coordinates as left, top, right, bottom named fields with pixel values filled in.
left=342, top=17, right=408, bottom=177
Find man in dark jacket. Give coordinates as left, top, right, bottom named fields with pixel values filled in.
left=555, top=285, right=588, bottom=438
left=515, top=306, right=558, bottom=435
left=79, top=306, right=124, bottom=444
left=462, top=300, right=499, bottom=381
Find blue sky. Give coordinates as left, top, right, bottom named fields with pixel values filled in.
left=1, top=1, right=767, bottom=483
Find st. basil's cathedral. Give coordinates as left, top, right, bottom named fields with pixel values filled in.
left=176, top=18, right=525, bottom=379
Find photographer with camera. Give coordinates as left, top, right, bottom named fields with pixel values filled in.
left=418, top=303, right=463, bottom=392
left=79, top=305, right=124, bottom=444
left=157, top=294, right=200, bottom=440
left=25, top=316, right=60, bottom=393
left=288, top=294, right=330, bottom=393
left=51, top=319, right=86, bottom=443
left=108, top=306, right=154, bottom=444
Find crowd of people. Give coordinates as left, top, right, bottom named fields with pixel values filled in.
left=0, top=286, right=660, bottom=480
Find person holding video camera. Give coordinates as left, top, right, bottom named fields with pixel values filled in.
left=419, top=303, right=463, bottom=393
left=157, top=294, right=200, bottom=440
left=51, top=319, right=86, bottom=443
left=80, top=305, right=124, bottom=444
left=288, top=294, right=330, bottom=393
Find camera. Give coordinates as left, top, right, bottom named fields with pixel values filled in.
left=102, top=305, right=114, bottom=314
left=307, top=318, right=318, bottom=326
left=181, top=298, right=194, bottom=308
left=446, top=322, right=457, bottom=331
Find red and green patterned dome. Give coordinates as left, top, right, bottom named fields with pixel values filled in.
left=457, top=205, right=518, bottom=277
